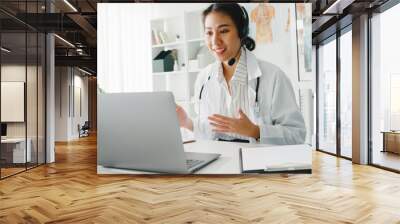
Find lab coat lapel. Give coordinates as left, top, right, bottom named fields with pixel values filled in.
left=207, top=62, right=223, bottom=115
left=246, top=49, right=262, bottom=106
left=245, top=49, right=263, bottom=122
left=246, top=49, right=262, bottom=81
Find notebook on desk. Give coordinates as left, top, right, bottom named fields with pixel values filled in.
left=239, top=144, right=312, bottom=174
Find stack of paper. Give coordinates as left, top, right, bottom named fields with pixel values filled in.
left=240, top=144, right=312, bottom=173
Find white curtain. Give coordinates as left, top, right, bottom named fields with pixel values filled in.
left=98, top=3, right=152, bottom=93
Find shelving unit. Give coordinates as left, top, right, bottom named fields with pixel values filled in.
left=152, top=41, right=184, bottom=48
left=187, top=38, right=204, bottom=43
left=150, top=9, right=213, bottom=116
left=152, top=71, right=185, bottom=76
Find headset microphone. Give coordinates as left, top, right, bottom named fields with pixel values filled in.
left=227, top=46, right=242, bottom=66
left=228, top=57, right=236, bottom=66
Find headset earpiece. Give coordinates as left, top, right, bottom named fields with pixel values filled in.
left=228, top=5, right=251, bottom=66
left=240, top=6, right=249, bottom=39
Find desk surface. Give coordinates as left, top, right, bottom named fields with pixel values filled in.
left=1, top=138, right=27, bottom=143
left=98, top=141, right=312, bottom=175
left=381, top=131, right=400, bottom=134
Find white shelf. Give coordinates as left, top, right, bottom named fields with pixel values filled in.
left=152, top=41, right=184, bottom=48
left=188, top=69, right=201, bottom=73
left=151, top=9, right=207, bottom=115
left=153, top=71, right=185, bottom=76
left=187, top=37, right=204, bottom=43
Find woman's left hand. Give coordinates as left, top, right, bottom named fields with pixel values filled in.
left=208, top=109, right=260, bottom=138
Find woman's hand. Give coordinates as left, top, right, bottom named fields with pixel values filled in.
left=208, top=109, right=260, bottom=139
left=176, top=104, right=193, bottom=131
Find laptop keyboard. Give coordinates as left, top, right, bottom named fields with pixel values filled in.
left=186, top=159, right=204, bottom=169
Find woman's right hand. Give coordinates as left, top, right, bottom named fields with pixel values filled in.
left=176, top=105, right=193, bottom=131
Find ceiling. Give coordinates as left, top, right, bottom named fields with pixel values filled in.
left=0, top=0, right=395, bottom=75
left=1, top=0, right=98, bottom=74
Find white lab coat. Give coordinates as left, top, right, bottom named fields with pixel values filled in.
left=192, top=49, right=306, bottom=145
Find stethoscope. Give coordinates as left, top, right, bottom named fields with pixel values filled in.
left=198, top=74, right=261, bottom=114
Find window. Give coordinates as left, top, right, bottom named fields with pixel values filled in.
left=340, top=29, right=352, bottom=158
left=390, top=74, right=400, bottom=130
left=371, top=2, right=400, bottom=171
left=318, top=37, right=337, bottom=154
left=0, top=2, right=46, bottom=179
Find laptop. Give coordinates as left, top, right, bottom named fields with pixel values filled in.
left=98, top=92, right=220, bottom=174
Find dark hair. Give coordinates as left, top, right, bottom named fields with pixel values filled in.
left=202, top=3, right=256, bottom=51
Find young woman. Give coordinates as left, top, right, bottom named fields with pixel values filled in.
left=176, top=3, right=306, bottom=145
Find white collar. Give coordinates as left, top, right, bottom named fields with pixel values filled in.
left=230, top=48, right=247, bottom=84
left=211, top=48, right=262, bottom=83
left=245, top=48, right=262, bottom=81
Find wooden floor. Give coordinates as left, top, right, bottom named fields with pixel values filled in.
left=1, top=135, right=400, bottom=223
left=1, top=167, right=26, bottom=178
left=1, top=163, right=44, bottom=178
left=373, top=150, right=400, bottom=171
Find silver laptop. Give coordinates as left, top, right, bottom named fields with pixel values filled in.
left=98, top=92, right=220, bottom=174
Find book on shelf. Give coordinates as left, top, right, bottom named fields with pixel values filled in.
left=152, top=29, right=161, bottom=45
left=158, top=31, right=168, bottom=44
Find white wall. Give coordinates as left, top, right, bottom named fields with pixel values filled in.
left=1, top=64, right=46, bottom=163
left=151, top=3, right=210, bottom=18
left=98, top=3, right=153, bottom=93
left=72, top=74, right=89, bottom=138
left=55, top=67, right=89, bottom=141
left=1, top=65, right=38, bottom=137
left=301, top=46, right=316, bottom=148
left=1, top=66, right=27, bottom=141
left=55, top=67, right=69, bottom=141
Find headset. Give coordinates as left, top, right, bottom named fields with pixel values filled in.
left=198, top=6, right=260, bottom=115
left=239, top=6, right=249, bottom=41
left=228, top=6, right=250, bottom=66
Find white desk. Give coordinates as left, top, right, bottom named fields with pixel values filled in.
left=1, top=138, right=31, bottom=163
left=98, top=140, right=312, bottom=174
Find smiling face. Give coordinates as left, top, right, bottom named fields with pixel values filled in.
left=204, top=11, right=241, bottom=63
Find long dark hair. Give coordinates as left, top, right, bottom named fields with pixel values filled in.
left=202, top=3, right=256, bottom=51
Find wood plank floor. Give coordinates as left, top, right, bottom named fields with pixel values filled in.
left=1, top=167, right=26, bottom=178
left=373, top=151, right=400, bottom=171
left=1, top=134, right=400, bottom=223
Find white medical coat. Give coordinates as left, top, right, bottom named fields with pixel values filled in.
left=192, top=49, right=306, bottom=145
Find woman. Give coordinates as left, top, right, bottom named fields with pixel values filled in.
left=176, top=3, right=306, bottom=145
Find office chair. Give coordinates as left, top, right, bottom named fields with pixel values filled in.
left=79, top=121, right=90, bottom=138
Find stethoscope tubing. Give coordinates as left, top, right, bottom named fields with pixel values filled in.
left=199, top=75, right=260, bottom=104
